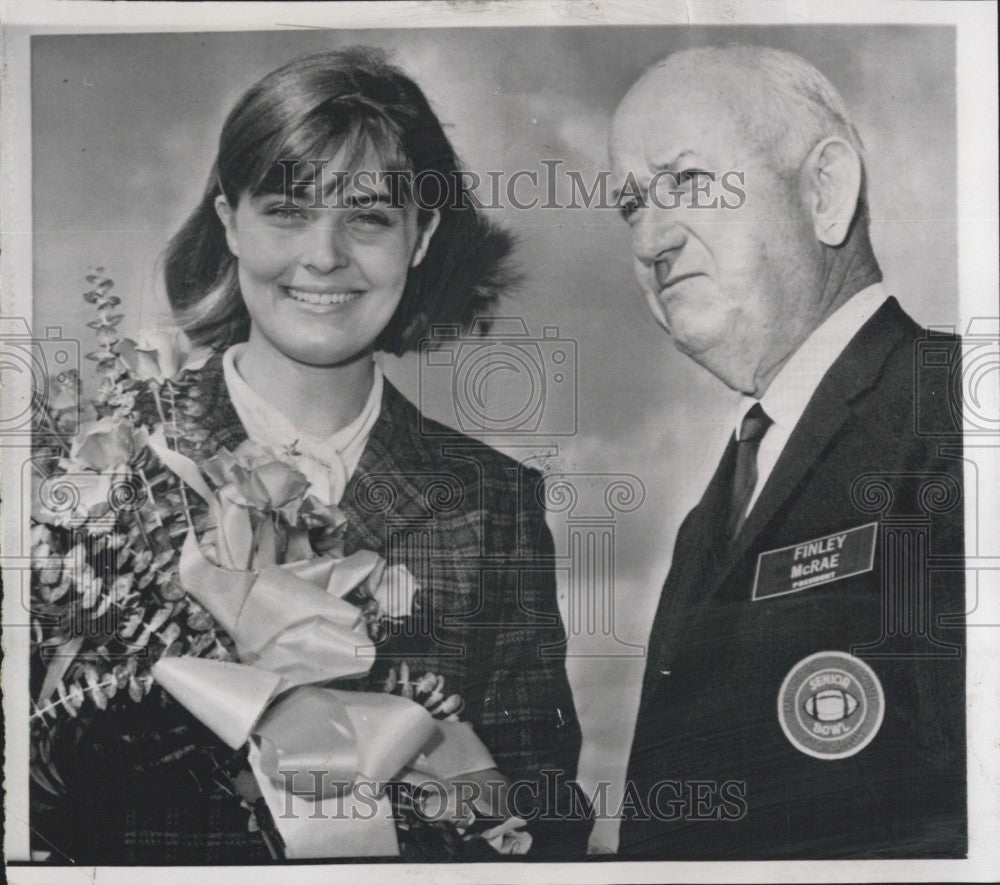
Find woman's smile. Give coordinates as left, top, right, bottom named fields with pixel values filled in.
left=214, top=151, right=439, bottom=367
left=282, top=286, right=366, bottom=308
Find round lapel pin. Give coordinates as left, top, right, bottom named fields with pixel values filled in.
left=777, top=651, right=884, bottom=759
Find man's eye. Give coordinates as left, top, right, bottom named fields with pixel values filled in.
left=679, top=169, right=714, bottom=183
left=619, top=200, right=640, bottom=222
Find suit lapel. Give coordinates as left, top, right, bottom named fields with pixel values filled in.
left=704, top=297, right=914, bottom=600
left=638, top=298, right=915, bottom=714
left=639, top=434, right=737, bottom=705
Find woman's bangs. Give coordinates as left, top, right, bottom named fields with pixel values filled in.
left=251, top=113, right=412, bottom=202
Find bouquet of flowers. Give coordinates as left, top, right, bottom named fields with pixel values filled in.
left=29, top=271, right=529, bottom=859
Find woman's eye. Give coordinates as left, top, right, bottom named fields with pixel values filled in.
left=352, top=211, right=392, bottom=227
left=265, top=204, right=307, bottom=221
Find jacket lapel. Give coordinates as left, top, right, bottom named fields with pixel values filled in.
left=186, top=356, right=428, bottom=555
left=339, top=380, right=431, bottom=555
left=704, top=297, right=915, bottom=600
left=183, top=352, right=247, bottom=452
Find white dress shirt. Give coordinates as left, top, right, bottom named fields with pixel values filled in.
left=222, top=343, right=383, bottom=507
left=735, top=283, right=890, bottom=516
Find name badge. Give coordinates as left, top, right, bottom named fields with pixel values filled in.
left=752, top=522, right=878, bottom=601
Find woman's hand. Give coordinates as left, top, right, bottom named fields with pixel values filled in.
left=414, top=769, right=532, bottom=854
left=382, top=663, right=464, bottom=720
left=382, top=661, right=533, bottom=853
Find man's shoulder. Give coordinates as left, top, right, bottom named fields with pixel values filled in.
left=799, top=296, right=959, bottom=446
left=849, top=299, right=963, bottom=440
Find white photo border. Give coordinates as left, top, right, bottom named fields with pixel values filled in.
left=2, top=2, right=997, bottom=883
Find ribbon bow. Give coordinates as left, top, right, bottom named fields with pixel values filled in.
left=148, top=441, right=501, bottom=857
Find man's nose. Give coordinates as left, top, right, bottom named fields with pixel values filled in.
left=301, top=221, right=350, bottom=274
left=632, top=212, right=687, bottom=272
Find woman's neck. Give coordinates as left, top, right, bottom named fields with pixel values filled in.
left=235, top=332, right=376, bottom=440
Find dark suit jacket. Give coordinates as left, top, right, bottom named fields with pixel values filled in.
left=34, top=356, right=585, bottom=863
left=619, top=298, right=966, bottom=859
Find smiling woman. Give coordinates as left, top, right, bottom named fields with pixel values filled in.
left=167, top=47, right=499, bottom=367
left=212, top=157, right=438, bottom=419
left=30, top=47, right=586, bottom=864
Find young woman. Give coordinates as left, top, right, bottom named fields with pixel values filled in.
left=34, top=47, right=585, bottom=862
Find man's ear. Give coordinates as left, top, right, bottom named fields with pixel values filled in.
left=801, top=137, right=863, bottom=247
left=410, top=210, right=441, bottom=268
left=214, top=194, right=240, bottom=257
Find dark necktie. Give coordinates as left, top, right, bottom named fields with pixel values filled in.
left=725, top=402, right=772, bottom=539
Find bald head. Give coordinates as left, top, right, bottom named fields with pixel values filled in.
left=615, top=45, right=868, bottom=185
left=610, top=45, right=881, bottom=396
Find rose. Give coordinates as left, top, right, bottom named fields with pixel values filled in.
left=47, top=369, right=81, bottom=414
left=69, top=417, right=146, bottom=471
left=117, top=328, right=211, bottom=384
left=36, top=417, right=144, bottom=526
left=203, top=441, right=311, bottom=521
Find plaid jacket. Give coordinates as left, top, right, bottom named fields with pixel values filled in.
left=34, top=355, right=586, bottom=863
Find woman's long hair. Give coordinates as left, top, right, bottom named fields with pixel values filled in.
left=164, top=46, right=515, bottom=355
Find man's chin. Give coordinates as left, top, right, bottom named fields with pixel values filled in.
left=667, top=324, right=719, bottom=359
left=669, top=330, right=743, bottom=387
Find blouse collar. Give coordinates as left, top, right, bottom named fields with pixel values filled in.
left=221, top=343, right=384, bottom=506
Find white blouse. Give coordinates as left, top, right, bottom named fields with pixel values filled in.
left=222, top=343, right=383, bottom=507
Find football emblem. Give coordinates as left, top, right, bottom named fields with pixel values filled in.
left=804, top=688, right=859, bottom=722
left=778, top=651, right=884, bottom=759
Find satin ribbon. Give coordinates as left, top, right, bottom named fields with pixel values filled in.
left=148, top=437, right=504, bottom=856
left=178, top=532, right=377, bottom=684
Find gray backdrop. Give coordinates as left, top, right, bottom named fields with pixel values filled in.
left=32, top=25, right=957, bottom=849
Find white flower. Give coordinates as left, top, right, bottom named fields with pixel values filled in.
left=370, top=562, right=419, bottom=620
left=33, top=470, right=110, bottom=526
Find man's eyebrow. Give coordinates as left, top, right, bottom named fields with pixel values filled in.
left=652, top=150, right=695, bottom=173
left=611, top=150, right=696, bottom=201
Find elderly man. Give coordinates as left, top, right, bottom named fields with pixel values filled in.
left=612, top=46, right=965, bottom=859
